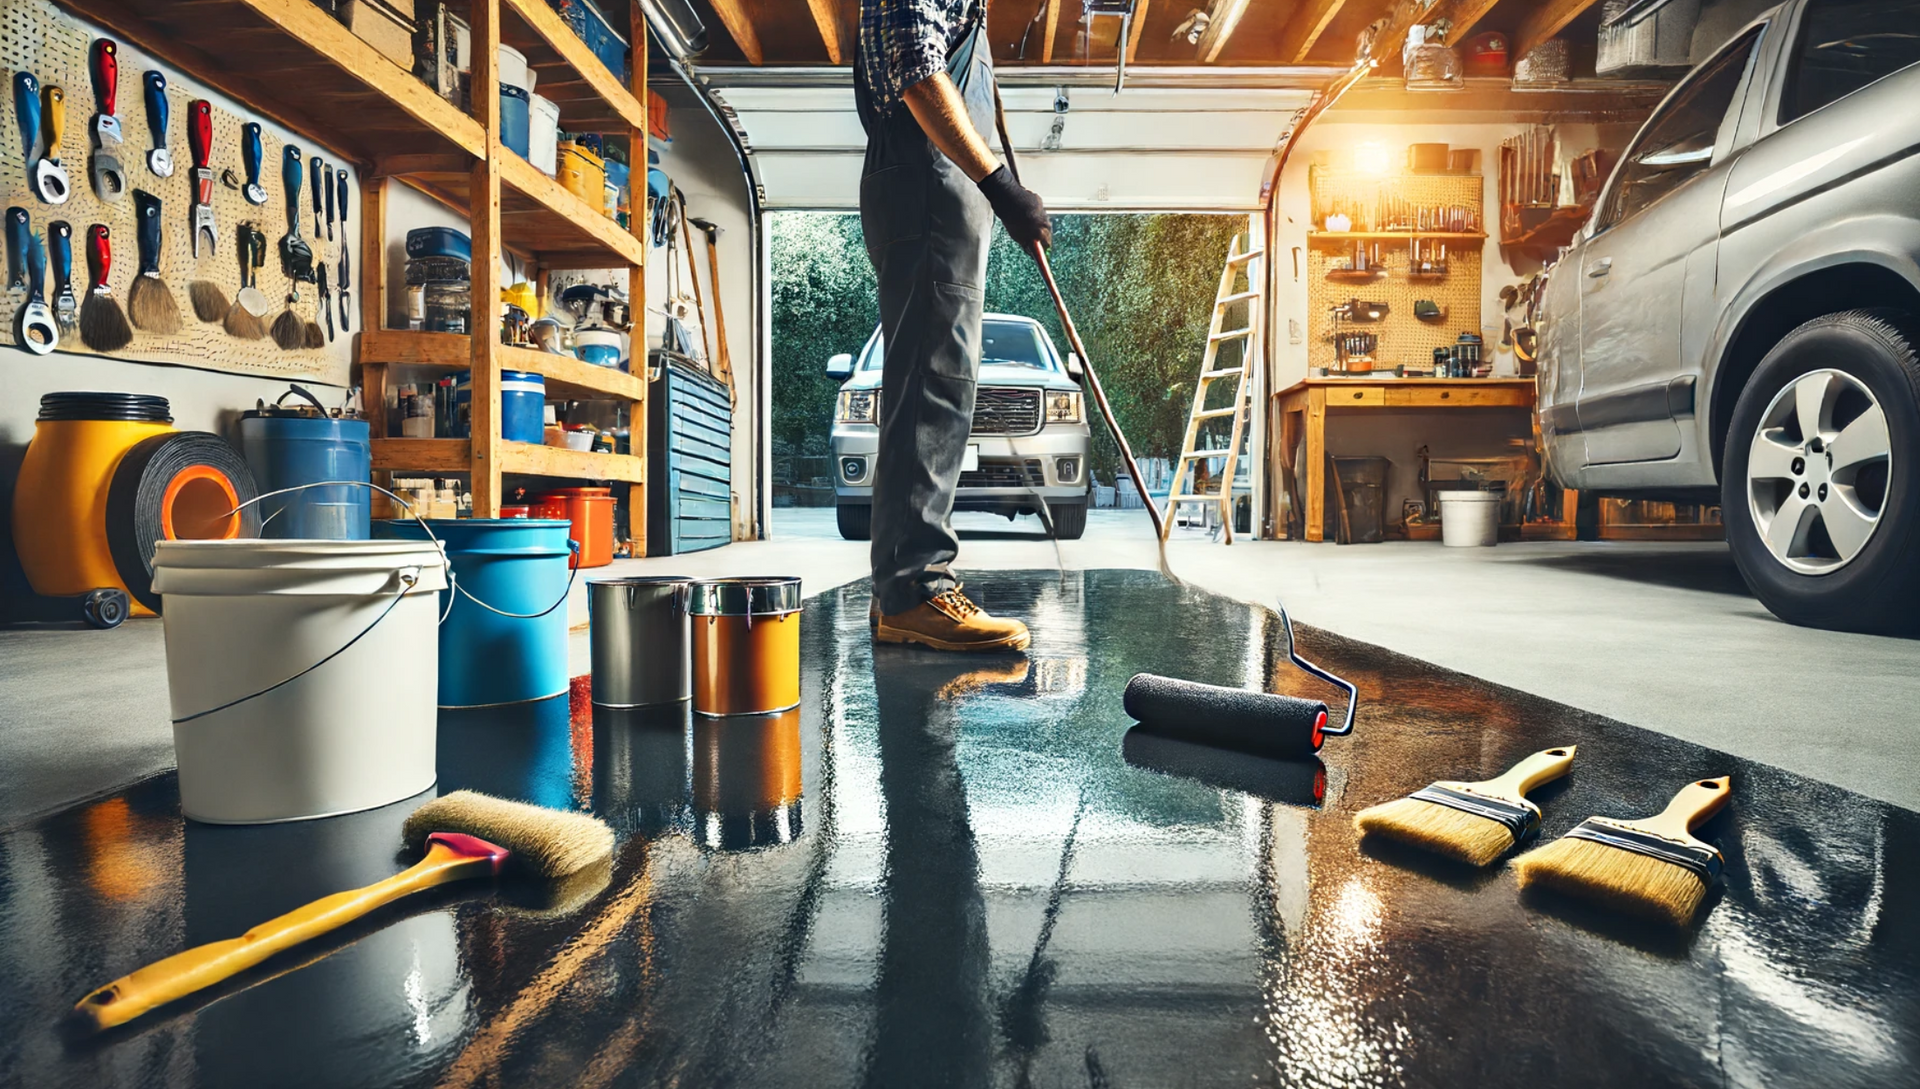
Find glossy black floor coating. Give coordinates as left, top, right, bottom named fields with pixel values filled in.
left=3, top=570, right=1917, bottom=1088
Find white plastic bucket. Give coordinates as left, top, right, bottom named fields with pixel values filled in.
left=529, top=94, right=561, bottom=175
left=497, top=43, right=529, bottom=92
left=152, top=538, right=449, bottom=824
left=1439, top=491, right=1501, bottom=547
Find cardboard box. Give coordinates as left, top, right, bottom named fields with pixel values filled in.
left=341, top=0, right=416, bottom=68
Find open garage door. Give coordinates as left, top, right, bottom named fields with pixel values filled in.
left=697, top=67, right=1325, bottom=211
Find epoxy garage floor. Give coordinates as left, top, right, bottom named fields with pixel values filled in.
left=5, top=571, right=1918, bottom=1087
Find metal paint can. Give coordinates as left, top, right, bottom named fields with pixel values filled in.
left=589, top=576, right=693, bottom=707
left=689, top=577, right=802, bottom=716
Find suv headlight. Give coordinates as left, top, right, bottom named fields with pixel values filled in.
left=1044, top=390, right=1082, bottom=424
left=837, top=389, right=881, bottom=424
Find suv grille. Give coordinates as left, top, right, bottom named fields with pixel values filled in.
left=971, top=388, right=1041, bottom=435
left=959, top=459, right=1045, bottom=489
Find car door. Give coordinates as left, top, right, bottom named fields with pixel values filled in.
left=1576, top=27, right=1767, bottom=465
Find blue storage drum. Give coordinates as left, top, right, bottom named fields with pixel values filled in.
left=237, top=386, right=372, bottom=540
left=451, top=370, right=546, bottom=445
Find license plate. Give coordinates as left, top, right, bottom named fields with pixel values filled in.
left=963, top=445, right=980, bottom=472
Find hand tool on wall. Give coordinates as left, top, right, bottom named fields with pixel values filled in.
left=336, top=170, right=351, bottom=331
left=23, top=77, right=70, bottom=204
left=90, top=40, right=122, bottom=144
left=142, top=70, right=170, bottom=177
left=79, top=223, right=133, bottom=352
left=687, top=217, right=734, bottom=399
left=1356, top=747, right=1578, bottom=866
left=127, top=189, right=181, bottom=334
left=309, top=155, right=324, bottom=241
left=224, top=222, right=268, bottom=339
left=6, top=206, right=25, bottom=291
left=323, top=163, right=335, bottom=242
left=240, top=121, right=267, bottom=205
left=187, top=100, right=216, bottom=257
left=278, top=144, right=312, bottom=282
left=49, top=220, right=76, bottom=334
left=71, top=791, right=614, bottom=1033
left=317, top=259, right=333, bottom=342
left=1514, top=776, right=1732, bottom=926
left=87, top=42, right=125, bottom=203
left=18, top=227, right=57, bottom=354
left=14, top=74, right=38, bottom=174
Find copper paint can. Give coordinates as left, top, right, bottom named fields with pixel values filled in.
left=693, top=706, right=803, bottom=850
left=689, top=577, right=802, bottom=716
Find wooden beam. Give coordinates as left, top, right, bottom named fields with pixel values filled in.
left=1126, top=0, right=1151, bottom=61
left=1514, top=0, right=1601, bottom=61
left=1274, top=0, right=1349, bottom=63
left=805, top=0, right=844, bottom=64
left=707, top=0, right=765, bottom=65
left=1439, top=0, right=1502, bottom=44
left=1042, top=0, right=1062, bottom=63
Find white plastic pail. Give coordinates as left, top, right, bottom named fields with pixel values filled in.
left=1439, top=491, right=1501, bottom=547
left=152, top=539, right=448, bottom=824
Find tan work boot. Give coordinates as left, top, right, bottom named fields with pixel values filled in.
left=875, top=588, right=1031, bottom=652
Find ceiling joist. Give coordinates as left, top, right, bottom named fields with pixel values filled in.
left=1274, top=0, right=1349, bottom=62
left=1195, top=0, right=1255, bottom=62
left=707, top=0, right=765, bottom=65
left=1041, top=0, right=1063, bottom=63
left=804, top=0, right=845, bottom=64
left=1514, top=0, right=1602, bottom=61
left=1127, top=0, right=1151, bottom=62
left=1437, top=0, right=1504, bottom=44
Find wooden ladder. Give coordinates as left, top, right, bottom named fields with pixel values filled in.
left=1163, top=235, right=1264, bottom=543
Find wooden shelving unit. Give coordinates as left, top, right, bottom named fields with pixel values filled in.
left=1308, top=231, right=1488, bottom=244
left=60, top=0, right=652, bottom=547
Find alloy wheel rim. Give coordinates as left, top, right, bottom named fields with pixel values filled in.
left=1746, top=368, right=1892, bottom=575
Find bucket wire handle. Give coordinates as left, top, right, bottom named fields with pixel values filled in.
left=219, top=480, right=455, bottom=621
left=452, top=539, right=580, bottom=620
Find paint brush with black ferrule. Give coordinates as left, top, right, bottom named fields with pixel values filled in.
left=71, top=790, right=615, bottom=1032
left=1514, top=776, right=1731, bottom=926
left=126, top=189, right=180, bottom=334
left=1355, top=746, right=1575, bottom=866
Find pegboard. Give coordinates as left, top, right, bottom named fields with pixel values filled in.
left=1309, top=168, right=1485, bottom=232
left=0, top=0, right=355, bottom=385
left=1307, top=245, right=1483, bottom=372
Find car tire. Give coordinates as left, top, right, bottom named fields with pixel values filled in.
left=836, top=503, right=872, bottom=541
left=1721, top=309, right=1920, bottom=634
left=1048, top=500, right=1088, bottom=540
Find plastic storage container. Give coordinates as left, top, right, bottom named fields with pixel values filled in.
left=238, top=403, right=372, bottom=541
left=588, top=576, right=693, bottom=707
left=557, top=141, right=606, bottom=210
left=499, top=84, right=531, bottom=159
left=689, top=578, right=802, bottom=716
left=453, top=370, right=546, bottom=444
left=405, top=226, right=471, bottom=262
left=533, top=486, right=615, bottom=568
left=529, top=94, right=561, bottom=175
left=376, top=519, right=573, bottom=706
left=496, top=42, right=529, bottom=91
left=1439, top=491, right=1501, bottom=547
left=574, top=328, right=622, bottom=368
left=152, top=538, right=448, bottom=823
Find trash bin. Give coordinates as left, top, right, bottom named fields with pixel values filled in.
left=1328, top=456, right=1390, bottom=543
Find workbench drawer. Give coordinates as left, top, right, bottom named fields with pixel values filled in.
left=1329, top=385, right=1386, bottom=406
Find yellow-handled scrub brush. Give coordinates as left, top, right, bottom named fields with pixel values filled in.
left=1513, top=776, right=1731, bottom=927
left=1355, top=746, right=1576, bottom=866
left=71, top=791, right=614, bottom=1032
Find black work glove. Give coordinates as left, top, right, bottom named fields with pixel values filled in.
left=978, top=165, right=1052, bottom=254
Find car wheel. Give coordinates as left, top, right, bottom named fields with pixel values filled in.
left=836, top=503, right=872, bottom=541
left=1721, top=309, right=1920, bottom=633
left=1047, top=500, right=1088, bottom=540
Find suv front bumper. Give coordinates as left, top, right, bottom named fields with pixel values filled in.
left=831, top=425, right=1091, bottom=505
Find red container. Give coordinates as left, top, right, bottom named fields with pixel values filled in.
left=500, top=505, right=533, bottom=518
left=532, top=487, right=615, bottom=568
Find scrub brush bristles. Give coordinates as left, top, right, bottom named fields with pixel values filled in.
left=188, top=279, right=230, bottom=323
left=1512, top=776, right=1731, bottom=927
left=271, top=304, right=306, bottom=350
left=1356, top=796, right=1525, bottom=866
left=127, top=274, right=181, bottom=334
left=402, top=790, right=615, bottom=878
left=80, top=292, right=134, bottom=352
left=224, top=299, right=267, bottom=340
left=1354, top=747, right=1575, bottom=867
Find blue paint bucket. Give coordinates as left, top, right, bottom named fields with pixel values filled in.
left=453, top=370, right=546, bottom=444
left=237, top=413, right=372, bottom=539
left=374, top=518, right=573, bottom=707
left=500, top=84, right=531, bottom=159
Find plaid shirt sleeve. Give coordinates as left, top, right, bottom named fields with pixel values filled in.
left=858, top=0, right=969, bottom=115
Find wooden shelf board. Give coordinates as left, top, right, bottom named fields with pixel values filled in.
left=360, top=330, right=646, bottom=401
left=394, top=157, right=644, bottom=267
left=502, top=441, right=645, bottom=482
left=372, top=438, right=472, bottom=474
left=1309, top=231, right=1488, bottom=243
left=53, top=0, right=486, bottom=165
left=499, top=0, right=646, bottom=134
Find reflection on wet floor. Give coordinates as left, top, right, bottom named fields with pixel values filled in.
left=2, top=570, right=1917, bottom=1087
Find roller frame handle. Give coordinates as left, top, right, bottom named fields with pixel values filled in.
left=73, top=833, right=507, bottom=1032
left=133, top=190, right=161, bottom=276
left=1633, top=777, right=1732, bottom=841
left=282, top=144, right=303, bottom=231
left=91, top=39, right=116, bottom=117
left=86, top=223, right=111, bottom=292
left=143, top=71, right=167, bottom=150
left=1456, top=747, right=1576, bottom=804
left=50, top=220, right=72, bottom=297
left=15, top=73, right=39, bottom=161
left=5, top=207, right=26, bottom=290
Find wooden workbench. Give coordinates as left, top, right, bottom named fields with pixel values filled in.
left=1271, top=376, right=1567, bottom=542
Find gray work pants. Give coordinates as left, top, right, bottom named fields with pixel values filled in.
left=856, top=38, right=995, bottom=616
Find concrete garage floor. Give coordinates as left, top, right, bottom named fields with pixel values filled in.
left=1, top=507, right=1915, bottom=826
